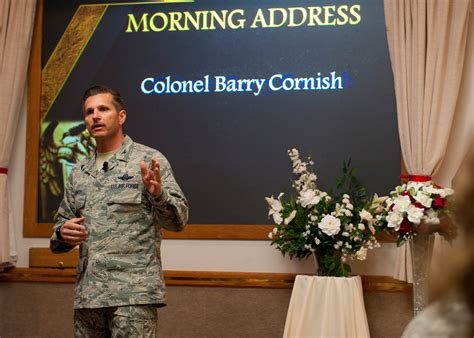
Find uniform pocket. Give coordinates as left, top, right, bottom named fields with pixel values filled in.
left=107, top=190, right=142, bottom=219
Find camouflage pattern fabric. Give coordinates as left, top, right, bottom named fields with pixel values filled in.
left=74, top=305, right=157, bottom=338
left=50, top=136, right=189, bottom=309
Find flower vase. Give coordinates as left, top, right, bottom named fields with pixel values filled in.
left=312, top=252, right=350, bottom=277
left=409, top=232, right=435, bottom=316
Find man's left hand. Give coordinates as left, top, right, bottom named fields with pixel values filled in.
left=140, top=159, right=162, bottom=196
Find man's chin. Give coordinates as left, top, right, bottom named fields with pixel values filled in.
left=90, top=132, right=106, bottom=139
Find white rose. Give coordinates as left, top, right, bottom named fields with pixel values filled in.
left=423, top=185, right=438, bottom=195
left=268, top=232, right=273, bottom=239
left=414, top=192, right=433, bottom=208
left=393, top=195, right=412, bottom=213
left=387, top=211, right=404, bottom=230
left=356, top=247, right=368, bottom=260
left=315, top=238, right=321, bottom=245
left=318, top=215, right=341, bottom=236
left=358, top=223, right=365, bottom=231
left=344, top=210, right=353, bottom=217
left=284, top=210, right=297, bottom=225
left=299, top=189, right=321, bottom=208
left=407, top=205, right=424, bottom=224
left=346, top=203, right=354, bottom=210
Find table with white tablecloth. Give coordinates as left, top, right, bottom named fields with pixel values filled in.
left=283, top=275, right=370, bottom=338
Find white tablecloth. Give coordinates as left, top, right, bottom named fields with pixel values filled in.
left=283, top=275, right=370, bottom=338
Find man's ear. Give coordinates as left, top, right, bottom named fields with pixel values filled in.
left=119, top=110, right=126, bottom=126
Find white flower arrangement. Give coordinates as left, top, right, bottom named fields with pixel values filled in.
left=381, top=179, right=454, bottom=245
left=266, top=149, right=384, bottom=277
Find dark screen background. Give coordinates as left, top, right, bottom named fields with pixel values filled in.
left=42, top=0, right=400, bottom=224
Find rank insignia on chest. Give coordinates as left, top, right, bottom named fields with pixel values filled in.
left=117, top=173, right=134, bottom=181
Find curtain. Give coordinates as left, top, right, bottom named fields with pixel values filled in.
left=384, top=0, right=471, bottom=282
left=0, top=0, right=37, bottom=269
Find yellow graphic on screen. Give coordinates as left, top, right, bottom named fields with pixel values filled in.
left=41, top=0, right=194, bottom=121
left=39, top=121, right=96, bottom=221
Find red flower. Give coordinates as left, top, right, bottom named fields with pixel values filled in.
left=399, top=218, right=413, bottom=235
left=413, top=202, right=425, bottom=209
left=433, top=196, right=446, bottom=209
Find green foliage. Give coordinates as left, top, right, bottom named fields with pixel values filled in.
left=334, top=158, right=367, bottom=206
left=266, top=151, right=382, bottom=277
left=316, top=250, right=352, bottom=277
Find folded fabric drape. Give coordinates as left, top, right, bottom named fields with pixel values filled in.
left=383, top=0, right=471, bottom=282
left=0, top=0, right=37, bottom=268
left=284, top=275, right=370, bottom=338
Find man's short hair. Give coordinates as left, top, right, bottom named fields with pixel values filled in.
left=83, top=85, right=125, bottom=112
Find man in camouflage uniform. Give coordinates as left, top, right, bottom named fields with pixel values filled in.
left=50, top=85, right=188, bottom=337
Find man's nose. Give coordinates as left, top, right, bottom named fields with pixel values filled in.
left=92, top=110, right=101, bottom=119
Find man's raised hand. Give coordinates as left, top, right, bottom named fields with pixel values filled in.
left=140, top=159, right=162, bottom=196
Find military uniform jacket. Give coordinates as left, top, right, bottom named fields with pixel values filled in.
left=50, top=136, right=188, bottom=309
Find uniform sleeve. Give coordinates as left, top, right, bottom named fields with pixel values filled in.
left=146, top=154, right=189, bottom=232
left=50, top=169, right=78, bottom=253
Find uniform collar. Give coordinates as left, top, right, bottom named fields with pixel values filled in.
left=113, top=135, right=134, bottom=163
left=82, top=135, right=134, bottom=175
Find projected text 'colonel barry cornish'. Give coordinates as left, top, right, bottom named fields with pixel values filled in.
left=140, top=72, right=350, bottom=96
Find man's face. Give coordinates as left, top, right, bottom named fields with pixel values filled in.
left=83, top=93, right=126, bottom=141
